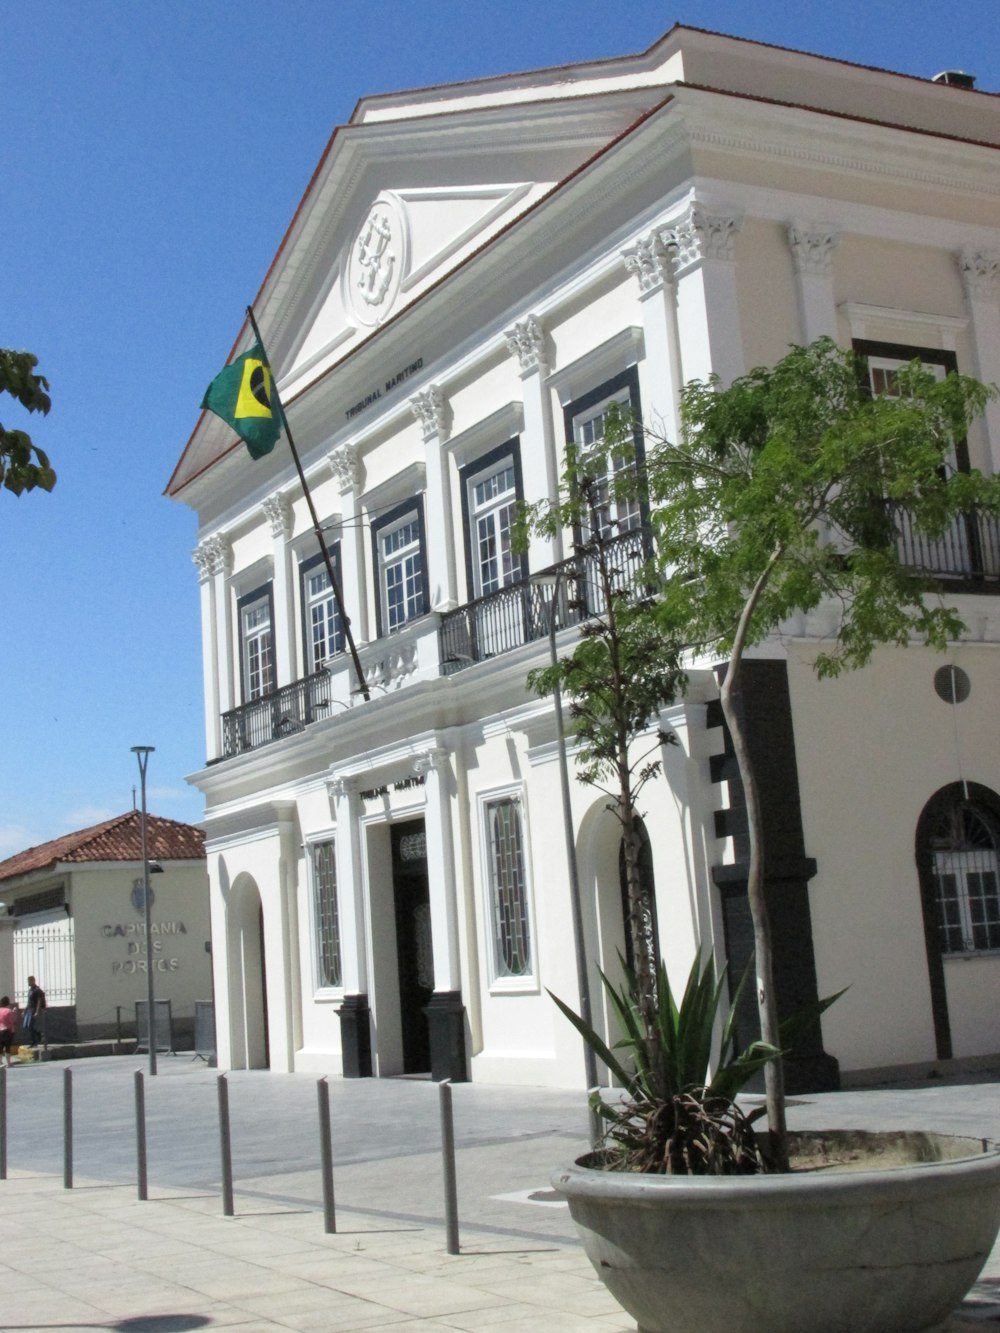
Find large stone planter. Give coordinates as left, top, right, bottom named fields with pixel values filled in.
left=554, top=1132, right=1000, bottom=1333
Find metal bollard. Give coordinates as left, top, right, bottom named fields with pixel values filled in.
left=135, top=1069, right=148, bottom=1201
left=63, top=1068, right=73, bottom=1189
left=439, top=1079, right=460, bottom=1255
left=217, top=1073, right=234, bottom=1216
left=0, top=1066, right=6, bottom=1181
left=317, top=1077, right=336, bottom=1234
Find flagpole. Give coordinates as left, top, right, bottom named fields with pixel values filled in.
left=246, top=306, right=371, bottom=704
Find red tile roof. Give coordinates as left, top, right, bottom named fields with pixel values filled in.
left=0, top=812, right=205, bottom=883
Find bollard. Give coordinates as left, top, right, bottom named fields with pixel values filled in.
left=217, top=1073, right=234, bottom=1216
left=317, top=1077, right=336, bottom=1234
left=63, top=1068, right=73, bottom=1189
left=0, top=1066, right=6, bottom=1181
left=134, top=1069, right=148, bottom=1201
left=439, top=1079, right=460, bottom=1255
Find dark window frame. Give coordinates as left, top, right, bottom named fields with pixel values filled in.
left=562, top=366, right=648, bottom=546
left=236, top=581, right=276, bottom=703
left=299, top=546, right=345, bottom=673
left=458, top=437, right=528, bottom=602
left=370, top=495, right=429, bottom=638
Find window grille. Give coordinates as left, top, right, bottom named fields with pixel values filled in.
left=486, top=798, right=532, bottom=978
left=312, top=841, right=342, bottom=987
left=928, top=800, right=1000, bottom=954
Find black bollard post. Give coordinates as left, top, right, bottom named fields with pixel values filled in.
left=0, top=1066, right=6, bottom=1181
left=217, top=1073, right=234, bottom=1216
left=439, top=1079, right=460, bottom=1255
left=317, top=1077, right=336, bottom=1234
left=63, top=1068, right=73, bottom=1189
left=135, top=1069, right=148, bottom=1201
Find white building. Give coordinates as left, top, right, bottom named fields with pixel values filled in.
left=169, top=25, right=1000, bottom=1088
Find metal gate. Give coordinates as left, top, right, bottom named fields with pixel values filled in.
left=13, top=914, right=76, bottom=1005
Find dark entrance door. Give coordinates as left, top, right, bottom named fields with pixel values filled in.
left=391, top=819, right=434, bottom=1074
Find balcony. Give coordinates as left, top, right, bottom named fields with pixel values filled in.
left=221, top=668, right=336, bottom=757
left=888, top=503, right=1000, bottom=588
left=439, top=529, right=648, bottom=674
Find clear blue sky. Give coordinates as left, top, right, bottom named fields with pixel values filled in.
left=3, top=0, right=998, bottom=854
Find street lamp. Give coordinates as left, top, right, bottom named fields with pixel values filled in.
left=131, top=745, right=157, bottom=1075
left=530, top=567, right=601, bottom=1143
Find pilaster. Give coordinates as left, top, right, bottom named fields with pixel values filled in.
left=958, top=248, right=1000, bottom=472
left=327, top=444, right=368, bottom=644
left=192, top=542, right=221, bottom=760
left=202, top=534, right=234, bottom=718
left=622, top=231, right=682, bottom=441
left=659, top=203, right=745, bottom=389
left=262, top=492, right=294, bottom=684
left=411, top=387, right=458, bottom=611
left=787, top=222, right=839, bottom=343
left=504, top=316, right=560, bottom=566
left=328, top=773, right=373, bottom=1077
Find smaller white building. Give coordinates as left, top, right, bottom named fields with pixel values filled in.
left=0, top=811, right=211, bottom=1046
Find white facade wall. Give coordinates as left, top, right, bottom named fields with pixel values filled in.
left=176, top=30, right=1000, bottom=1087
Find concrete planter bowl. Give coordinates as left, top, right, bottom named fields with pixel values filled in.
left=554, top=1132, right=1000, bottom=1333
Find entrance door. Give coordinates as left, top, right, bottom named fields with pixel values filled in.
left=391, top=819, right=434, bottom=1074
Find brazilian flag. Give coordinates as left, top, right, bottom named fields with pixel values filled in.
left=202, top=341, right=283, bottom=460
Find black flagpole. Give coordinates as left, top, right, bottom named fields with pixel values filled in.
left=246, top=306, right=370, bottom=704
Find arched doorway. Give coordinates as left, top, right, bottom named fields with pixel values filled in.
left=227, top=874, right=269, bottom=1069
left=916, top=782, right=1000, bottom=1060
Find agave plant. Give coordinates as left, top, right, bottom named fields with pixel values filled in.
left=550, top=952, right=782, bottom=1174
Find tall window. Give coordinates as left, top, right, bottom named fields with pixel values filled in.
left=372, top=501, right=427, bottom=634
left=572, top=389, right=642, bottom=540
left=238, top=586, right=274, bottom=701
left=485, top=796, right=532, bottom=979
left=300, top=551, right=344, bottom=672
left=312, top=841, right=342, bottom=988
left=470, top=460, right=518, bottom=597
left=926, top=797, right=1000, bottom=955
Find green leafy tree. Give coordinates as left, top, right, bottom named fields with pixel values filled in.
left=644, top=336, right=999, bottom=1166
left=519, top=453, right=684, bottom=1097
left=0, top=349, right=54, bottom=495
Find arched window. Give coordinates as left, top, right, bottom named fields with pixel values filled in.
left=923, top=796, right=1000, bottom=955
left=916, top=782, right=1000, bottom=1060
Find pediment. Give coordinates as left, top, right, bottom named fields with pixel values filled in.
left=288, top=181, right=534, bottom=387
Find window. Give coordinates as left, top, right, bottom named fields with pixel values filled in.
left=484, top=795, right=533, bottom=981
left=568, top=375, right=644, bottom=542
left=371, top=499, right=427, bottom=635
left=300, top=551, right=344, bottom=672
left=926, top=798, right=1000, bottom=955
left=238, top=585, right=274, bottom=701
left=312, top=841, right=342, bottom=988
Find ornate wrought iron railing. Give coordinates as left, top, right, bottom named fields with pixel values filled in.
left=221, top=667, right=335, bottom=757
left=887, top=503, right=1000, bottom=585
left=439, top=529, right=648, bottom=674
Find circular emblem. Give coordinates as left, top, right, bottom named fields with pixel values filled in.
left=132, top=879, right=155, bottom=914
left=345, top=194, right=407, bottom=327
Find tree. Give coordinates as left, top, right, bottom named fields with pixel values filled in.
left=520, top=460, right=684, bottom=1094
left=0, top=349, right=54, bottom=495
left=644, top=336, right=999, bottom=1166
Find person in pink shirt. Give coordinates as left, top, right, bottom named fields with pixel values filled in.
left=0, top=996, right=20, bottom=1067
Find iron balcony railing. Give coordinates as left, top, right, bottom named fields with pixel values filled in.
left=439, top=529, right=648, bottom=674
left=221, top=667, right=335, bottom=757
left=887, top=503, right=1000, bottom=586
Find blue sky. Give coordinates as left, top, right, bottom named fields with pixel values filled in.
left=3, top=0, right=998, bottom=855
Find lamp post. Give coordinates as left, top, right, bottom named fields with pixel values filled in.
left=530, top=568, right=601, bottom=1142
left=131, top=746, right=157, bottom=1076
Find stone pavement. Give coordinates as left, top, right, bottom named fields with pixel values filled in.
left=0, top=1056, right=998, bottom=1332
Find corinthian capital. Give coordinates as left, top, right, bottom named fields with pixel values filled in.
left=262, top=492, right=292, bottom=539
left=659, top=204, right=742, bottom=272
left=410, top=385, right=448, bottom=441
left=328, top=443, right=362, bottom=491
left=787, top=222, right=839, bottom=277
left=958, top=247, right=999, bottom=300
left=622, top=231, right=673, bottom=294
left=504, top=316, right=547, bottom=373
left=193, top=533, right=232, bottom=581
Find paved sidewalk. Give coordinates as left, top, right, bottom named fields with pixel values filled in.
left=0, top=1058, right=998, bottom=1331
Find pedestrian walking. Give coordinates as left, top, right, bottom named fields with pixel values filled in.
left=23, top=976, right=46, bottom=1048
